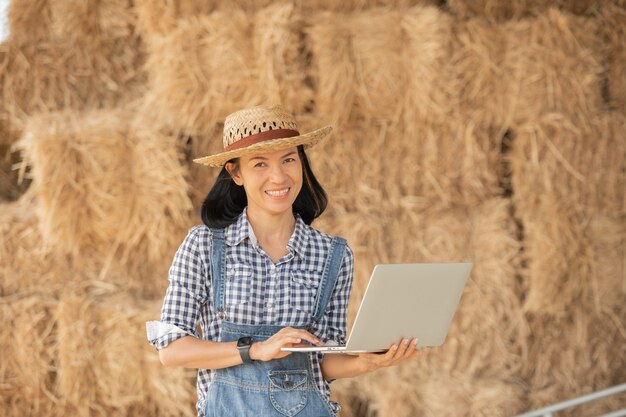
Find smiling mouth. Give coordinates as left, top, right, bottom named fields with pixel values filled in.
left=265, top=188, right=290, bottom=197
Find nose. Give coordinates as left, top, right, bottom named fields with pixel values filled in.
left=268, top=163, right=288, bottom=183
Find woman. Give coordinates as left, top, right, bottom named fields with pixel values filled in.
left=147, top=105, right=420, bottom=417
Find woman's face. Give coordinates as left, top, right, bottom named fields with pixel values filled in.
left=226, top=147, right=303, bottom=218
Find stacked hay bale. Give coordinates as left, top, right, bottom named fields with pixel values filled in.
left=0, top=0, right=145, bottom=201
left=305, top=5, right=528, bottom=416
left=1, top=1, right=625, bottom=417
left=0, top=108, right=197, bottom=416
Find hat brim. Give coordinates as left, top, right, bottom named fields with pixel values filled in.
left=193, top=125, right=332, bottom=167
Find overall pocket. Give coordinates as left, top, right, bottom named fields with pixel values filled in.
left=289, top=270, right=320, bottom=315
left=268, top=370, right=308, bottom=417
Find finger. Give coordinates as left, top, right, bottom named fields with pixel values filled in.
left=393, top=339, right=411, bottom=359
left=404, top=339, right=419, bottom=357
left=288, top=330, right=322, bottom=346
left=276, top=328, right=321, bottom=345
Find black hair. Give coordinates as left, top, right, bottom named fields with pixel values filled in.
left=200, top=145, right=327, bottom=228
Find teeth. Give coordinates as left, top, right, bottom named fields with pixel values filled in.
left=266, top=188, right=289, bottom=197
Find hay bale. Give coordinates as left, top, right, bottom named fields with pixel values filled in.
left=503, top=10, right=603, bottom=123
left=449, top=17, right=508, bottom=129
left=0, top=294, right=58, bottom=417
left=56, top=293, right=195, bottom=416
left=14, top=109, right=193, bottom=290
left=252, top=3, right=313, bottom=114
left=1, top=0, right=145, bottom=130
left=402, top=6, right=456, bottom=123
left=518, top=201, right=625, bottom=317
left=309, top=8, right=410, bottom=126
left=413, top=372, right=526, bottom=417
left=140, top=11, right=262, bottom=138
left=307, top=12, right=357, bottom=127
left=393, top=119, right=503, bottom=206
left=0, top=38, right=144, bottom=134
left=349, top=9, right=406, bottom=123
left=522, top=305, right=625, bottom=416
left=510, top=113, right=625, bottom=218
left=452, top=9, right=603, bottom=128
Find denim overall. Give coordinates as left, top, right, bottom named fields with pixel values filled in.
left=204, top=228, right=347, bottom=417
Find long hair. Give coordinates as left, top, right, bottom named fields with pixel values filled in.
left=200, top=146, right=327, bottom=228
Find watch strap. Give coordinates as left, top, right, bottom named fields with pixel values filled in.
left=239, top=344, right=253, bottom=363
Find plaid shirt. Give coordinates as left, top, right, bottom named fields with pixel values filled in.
left=147, top=209, right=354, bottom=415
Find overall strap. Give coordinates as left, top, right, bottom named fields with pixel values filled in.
left=209, top=227, right=227, bottom=319
left=311, top=236, right=347, bottom=324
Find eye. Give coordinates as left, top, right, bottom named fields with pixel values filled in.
left=254, top=161, right=266, bottom=168
left=283, top=157, right=296, bottom=164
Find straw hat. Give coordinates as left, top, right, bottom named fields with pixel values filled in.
left=193, top=105, right=332, bottom=167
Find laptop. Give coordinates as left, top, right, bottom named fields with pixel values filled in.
left=281, top=263, right=472, bottom=354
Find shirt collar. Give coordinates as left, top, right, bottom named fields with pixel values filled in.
left=224, top=208, right=252, bottom=247
left=224, top=208, right=310, bottom=257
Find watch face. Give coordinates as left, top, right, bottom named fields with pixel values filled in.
left=237, top=336, right=253, bottom=348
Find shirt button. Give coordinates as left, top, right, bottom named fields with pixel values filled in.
left=269, top=269, right=276, bottom=276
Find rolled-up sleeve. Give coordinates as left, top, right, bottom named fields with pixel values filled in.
left=146, top=226, right=209, bottom=350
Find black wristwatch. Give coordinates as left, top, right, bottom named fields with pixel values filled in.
left=237, top=336, right=255, bottom=363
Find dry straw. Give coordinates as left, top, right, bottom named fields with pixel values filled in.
left=307, top=12, right=358, bottom=128
left=394, top=119, right=504, bottom=206
left=15, top=109, right=193, bottom=295
left=141, top=11, right=260, bottom=139
left=56, top=293, right=195, bottom=416
left=503, top=9, right=603, bottom=124
left=402, top=6, right=456, bottom=123
left=0, top=294, right=58, bottom=416
left=522, top=305, right=625, bottom=416
left=517, top=200, right=625, bottom=317
left=0, top=191, right=61, bottom=296
left=511, top=113, right=625, bottom=218
left=6, top=0, right=53, bottom=44
left=48, top=0, right=138, bottom=46
left=0, top=18, right=144, bottom=137
left=133, top=0, right=214, bottom=42
left=449, top=18, right=509, bottom=129
left=309, top=8, right=407, bottom=126
left=451, top=9, right=603, bottom=128
left=253, top=3, right=313, bottom=114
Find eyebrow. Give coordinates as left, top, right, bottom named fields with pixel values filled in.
left=249, top=151, right=297, bottom=161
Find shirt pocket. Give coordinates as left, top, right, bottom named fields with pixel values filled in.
left=225, top=262, right=252, bottom=305
left=289, top=270, right=320, bottom=315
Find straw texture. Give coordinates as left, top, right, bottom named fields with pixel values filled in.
left=141, top=11, right=259, bottom=138
left=14, top=109, right=193, bottom=295
left=511, top=113, right=625, bottom=216
left=2, top=3, right=625, bottom=417
left=56, top=293, right=195, bottom=417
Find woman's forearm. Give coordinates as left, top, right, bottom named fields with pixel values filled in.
left=320, top=354, right=369, bottom=380
left=158, top=336, right=242, bottom=369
